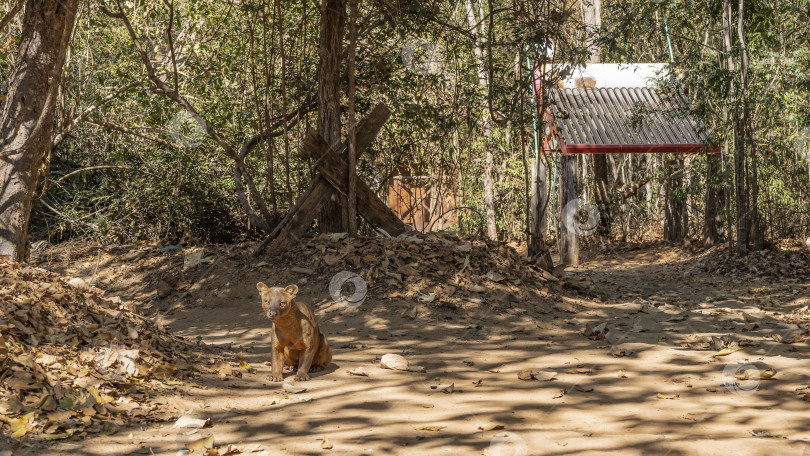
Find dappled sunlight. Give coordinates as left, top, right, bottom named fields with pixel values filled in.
left=11, top=242, right=807, bottom=455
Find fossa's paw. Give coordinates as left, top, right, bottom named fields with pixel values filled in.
left=268, top=375, right=284, bottom=382
left=294, top=373, right=310, bottom=381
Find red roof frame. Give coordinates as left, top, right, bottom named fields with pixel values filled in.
left=540, top=102, right=719, bottom=155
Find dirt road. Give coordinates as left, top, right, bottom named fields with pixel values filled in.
left=18, top=243, right=810, bottom=455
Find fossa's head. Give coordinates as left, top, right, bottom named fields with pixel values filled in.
left=257, top=283, right=298, bottom=321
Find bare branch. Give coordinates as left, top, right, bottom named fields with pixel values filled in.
left=84, top=118, right=173, bottom=148
left=99, top=5, right=124, bottom=19
left=38, top=198, right=99, bottom=231
left=51, top=81, right=141, bottom=150
left=0, top=0, right=23, bottom=31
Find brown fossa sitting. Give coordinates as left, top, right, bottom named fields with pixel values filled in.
left=256, top=283, right=332, bottom=381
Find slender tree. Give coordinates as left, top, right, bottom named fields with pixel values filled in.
left=318, top=0, right=347, bottom=233
left=583, top=0, right=612, bottom=237
left=0, top=0, right=80, bottom=261
left=465, top=0, right=498, bottom=240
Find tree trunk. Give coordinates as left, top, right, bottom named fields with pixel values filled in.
left=346, top=0, right=358, bottom=236
left=737, top=0, right=762, bottom=251
left=723, top=0, right=748, bottom=253
left=317, top=0, right=346, bottom=233
left=582, top=0, right=610, bottom=238
left=749, top=152, right=764, bottom=249
left=465, top=0, right=497, bottom=240
left=703, top=153, right=725, bottom=246
left=593, top=155, right=610, bottom=236
left=582, top=0, right=601, bottom=63
left=663, top=156, right=686, bottom=241
left=560, top=154, right=579, bottom=265
left=531, top=157, right=553, bottom=270
left=0, top=0, right=79, bottom=261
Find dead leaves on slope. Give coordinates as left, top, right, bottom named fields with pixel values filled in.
left=278, top=232, right=560, bottom=308
left=0, top=259, right=208, bottom=441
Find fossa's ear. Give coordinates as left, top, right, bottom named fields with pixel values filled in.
left=284, top=284, right=299, bottom=298
left=256, top=282, right=269, bottom=292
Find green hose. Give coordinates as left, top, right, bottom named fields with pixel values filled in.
left=663, top=15, right=674, bottom=63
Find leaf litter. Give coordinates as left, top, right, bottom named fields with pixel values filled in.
left=276, top=232, right=563, bottom=308
left=0, top=258, right=230, bottom=441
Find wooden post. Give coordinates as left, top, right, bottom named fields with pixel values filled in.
left=532, top=158, right=548, bottom=239
left=560, top=154, right=579, bottom=266
left=530, top=157, right=552, bottom=270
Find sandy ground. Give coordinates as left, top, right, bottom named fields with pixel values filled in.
left=7, top=242, right=810, bottom=456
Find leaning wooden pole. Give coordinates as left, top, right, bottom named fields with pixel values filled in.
left=252, top=104, right=391, bottom=256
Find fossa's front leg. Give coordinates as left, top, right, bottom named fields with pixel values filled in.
left=269, top=331, right=285, bottom=382
left=294, top=330, right=317, bottom=381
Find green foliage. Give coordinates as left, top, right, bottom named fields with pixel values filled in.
left=6, top=0, right=806, bottom=245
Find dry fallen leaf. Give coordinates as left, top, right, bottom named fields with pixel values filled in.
left=323, top=254, right=341, bottom=267
left=657, top=393, right=680, bottom=400
left=478, top=422, right=506, bottom=431
left=771, top=330, right=808, bottom=344
left=186, top=434, right=215, bottom=453
left=238, top=358, right=253, bottom=371
left=486, top=271, right=505, bottom=282
left=414, top=425, right=446, bottom=431
left=199, top=444, right=242, bottom=456
left=283, top=383, right=308, bottom=394
left=712, top=348, right=741, bottom=357
left=760, top=368, right=777, bottom=380
left=346, top=367, right=370, bottom=377
left=535, top=371, right=558, bottom=381
left=173, top=415, right=212, bottom=429
left=321, top=437, right=333, bottom=449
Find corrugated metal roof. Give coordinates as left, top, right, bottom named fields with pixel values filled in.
left=546, top=87, right=710, bottom=153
